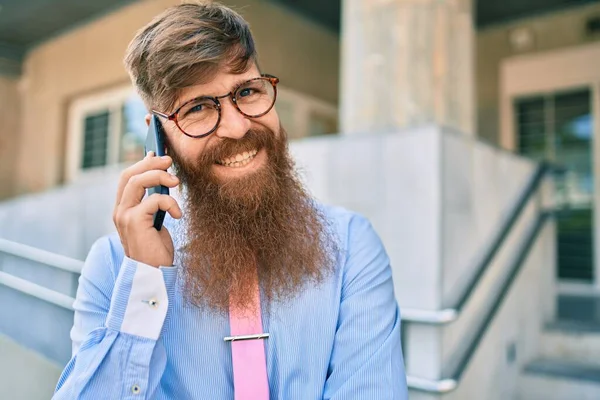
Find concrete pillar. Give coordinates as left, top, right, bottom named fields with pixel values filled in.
left=0, top=44, right=23, bottom=200
left=0, top=75, right=21, bottom=200
left=340, top=0, right=474, bottom=135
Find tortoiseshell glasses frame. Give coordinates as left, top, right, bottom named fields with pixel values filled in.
left=151, top=74, right=279, bottom=139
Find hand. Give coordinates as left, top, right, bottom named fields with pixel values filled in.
left=113, top=152, right=182, bottom=267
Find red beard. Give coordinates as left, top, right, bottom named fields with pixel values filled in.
left=168, top=125, right=338, bottom=313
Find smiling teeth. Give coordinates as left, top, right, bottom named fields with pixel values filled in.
left=220, top=149, right=258, bottom=167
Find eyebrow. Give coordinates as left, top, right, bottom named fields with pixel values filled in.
left=177, top=76, right=261, bottom=109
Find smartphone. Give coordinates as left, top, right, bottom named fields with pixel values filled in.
left=144, top=115, right=169, bottom=231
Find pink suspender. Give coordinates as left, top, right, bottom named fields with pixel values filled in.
left=225, top=269, right=270, bottom=400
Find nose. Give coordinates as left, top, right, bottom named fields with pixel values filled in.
left=214, top=97, right=251, bottom=140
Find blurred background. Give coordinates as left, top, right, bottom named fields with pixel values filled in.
left=0, top=0, right=598, bottom=398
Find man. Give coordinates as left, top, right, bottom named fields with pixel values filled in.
left=54, top=2, right=408, bottom=399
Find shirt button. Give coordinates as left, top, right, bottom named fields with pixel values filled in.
left=147, top=298, right=159, bottom=309
left=131, top=384, right=141, bottom=395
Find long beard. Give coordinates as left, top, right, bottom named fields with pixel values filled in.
left=169, top=125, right=338, bottom=314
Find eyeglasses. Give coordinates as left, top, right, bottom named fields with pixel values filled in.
left=152, top=74, right=279, bottom=139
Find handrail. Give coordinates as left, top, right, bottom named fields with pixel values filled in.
left=401, top=162, right=553, bottom=325
left=406, top=376, right=457, bottom=393
left=0, top=270, right=75, bottom=310
left=407, top=211, right=552, bottom=392
left=0, top=237, right=84, bottom=274
left=451, top=212, right=551, bottom=382
left=400, top=308, right=458, bottom=324
left=0, top=237, right=81, bottom=310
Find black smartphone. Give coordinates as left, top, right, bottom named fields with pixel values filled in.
left=144, top=115, right=169, bottom=231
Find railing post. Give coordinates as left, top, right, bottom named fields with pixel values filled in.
left=539, top=173, right=557, bottom=324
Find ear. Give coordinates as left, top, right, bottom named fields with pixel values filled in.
left=145, top=113, right=151, bottom=126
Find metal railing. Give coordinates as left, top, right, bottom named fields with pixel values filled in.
left=0, top=238, right=83, bottom=274
left=0, top=271, right=76, bottom=310
left=401, top=163, right=552, bottom=325
left=406, top=212, right=552, bottom=392
left=0, top=238, right=82, bottom=310
left=404, top=162, right=556, bottom=393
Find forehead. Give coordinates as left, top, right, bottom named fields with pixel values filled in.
left=177, top=64, right=261, bottom=103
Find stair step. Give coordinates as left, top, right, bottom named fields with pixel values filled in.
left=547, top=319, right=600, bottom=333
left=525, top=359, right=600, bottom=383
left=519, top=359, right=600, bottom=400
left=540, top=320, right=600, bottom=365
left=557, top=294, right=600, bottom=325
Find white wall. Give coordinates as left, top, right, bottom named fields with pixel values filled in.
left=292, top=126, right=444, bottom=312
left=0, top=166, right=120, bottom=259
left=441, top=132, right=534, bottom=307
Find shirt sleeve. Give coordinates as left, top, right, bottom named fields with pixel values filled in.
left=53, top=236, right=177, bottom=400
left=323, top=215, right=409, bottom=399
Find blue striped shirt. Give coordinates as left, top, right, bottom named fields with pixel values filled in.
left=53, top=204, right=408, bottom=399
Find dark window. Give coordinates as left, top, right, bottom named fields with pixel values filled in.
left=515, top=97, right=546, bottom=158
left=81, top=111, right=110, bottom=169
left=515, top=88, right=594, bottom=282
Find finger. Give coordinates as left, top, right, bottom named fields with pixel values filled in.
left=137, top=194, right=183, bottom=221
left=120, top=170, right=179, bottom=210
left=115, top=154, right=173, bottom=207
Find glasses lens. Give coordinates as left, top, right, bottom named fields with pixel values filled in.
left=235, top=79, right=276, bottom=117
left=177, top=97, right=219, bottom=137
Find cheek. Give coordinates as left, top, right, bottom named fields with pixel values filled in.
left=168, top=134, right=209, bottom=164
left=184, top=141, right=210, bottom=162
left=260, top=109, right=281, bottom=135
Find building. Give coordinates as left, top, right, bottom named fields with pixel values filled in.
left=0, top=0, right=599, bottom=398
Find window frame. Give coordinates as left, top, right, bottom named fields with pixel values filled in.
left=66, top=85, right=135, bottom=182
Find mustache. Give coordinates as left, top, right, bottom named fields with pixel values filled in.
left=200, top=128, right=275, bottom=165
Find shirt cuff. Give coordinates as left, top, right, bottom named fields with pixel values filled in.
left=105, top=257, right=171, bottom=340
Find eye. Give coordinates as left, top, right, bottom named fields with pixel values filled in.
left=188, top=104, right=204, bottom=113
left=238, top=88, right=254, bottom=98
left=181, top=99, right=215, bottom=118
